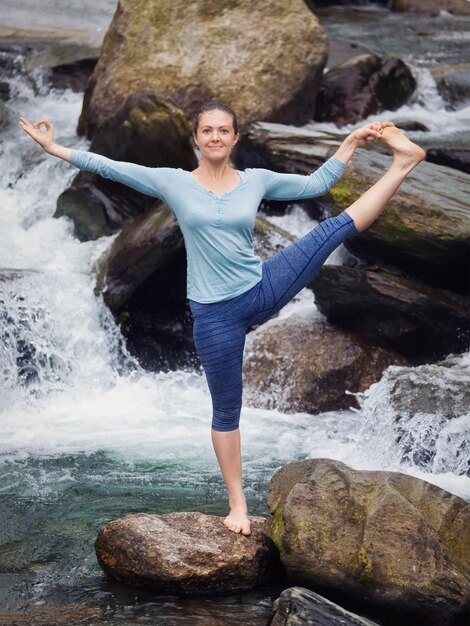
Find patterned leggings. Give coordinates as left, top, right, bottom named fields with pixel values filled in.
left=188, top=210, right=359, bottom=431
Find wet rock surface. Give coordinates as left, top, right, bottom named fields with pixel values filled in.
left=268, top=586, right=380, bottom=626
left=265, top=458, right=470, bottom=626
left=95, top=512, right=282, bottom=595
left=310, top=264, right=470, bottom=362
left=244, top=315, right=407, bottom=414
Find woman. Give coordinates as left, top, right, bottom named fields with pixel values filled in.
left=18, top=102, right=425, bottom=537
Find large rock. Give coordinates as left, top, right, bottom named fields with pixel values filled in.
left=314, top=54, right=416, bottom=126
left=95, top=204, right=183, bottom=312
left=56, top=92, right=196, bottom=241
left=243, top=314, right=406, bottom=414
left=265, top=458, right=470, bottom=626
left=94, top=512, right=281, bottom=595
left=78, top=0, right=328, bottom=138
left=436, top=68, right=470, bottom=107
left=268, top=586, right=380, bottom=626
left=426, top=148, right=470, bottom=175
left=391, top=0, right=470, bottom=16
left=310, top=264, right=470, bottom=362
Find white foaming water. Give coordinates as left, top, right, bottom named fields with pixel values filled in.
left=307, top=62, right=470, bottom=140
left=1, top=73, right=469, bottom=503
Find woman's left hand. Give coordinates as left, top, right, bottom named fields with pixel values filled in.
left=350, top=121, right=383, bottom=146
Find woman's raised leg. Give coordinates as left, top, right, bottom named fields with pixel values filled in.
left=247, top=123, right=425, bottom=328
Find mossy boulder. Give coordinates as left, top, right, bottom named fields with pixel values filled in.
left=265, top=458, right=470, bottom=626
left=330, top=151, right=470, bottom=295
left=78, top=0, right=328, bottom=138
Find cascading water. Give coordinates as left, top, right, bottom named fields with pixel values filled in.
left=1, top=1, right=469, bottom=622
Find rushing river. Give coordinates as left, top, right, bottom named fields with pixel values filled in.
left=0, top=2, right=469, bottom=624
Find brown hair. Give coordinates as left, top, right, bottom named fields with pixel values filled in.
left=192, top=101, right=239, bottom=136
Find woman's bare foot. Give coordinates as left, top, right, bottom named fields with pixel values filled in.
left=379, top=121, right=426, bottom=167
left=223, top=499, right=252, bottom=535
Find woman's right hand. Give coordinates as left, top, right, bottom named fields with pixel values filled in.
left=18, top=117, right=55, bottom=152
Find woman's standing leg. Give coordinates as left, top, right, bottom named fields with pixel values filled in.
left=190, top=297, right=253, bottom=536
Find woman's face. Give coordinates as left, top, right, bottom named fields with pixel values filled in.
left=194, top=109, right=239, bottom=162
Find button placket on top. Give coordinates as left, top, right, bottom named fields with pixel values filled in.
left=215, top=195, right=222, bottom=227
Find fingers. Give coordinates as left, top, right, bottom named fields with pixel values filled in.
left=33, top=120, right=50, bottom=128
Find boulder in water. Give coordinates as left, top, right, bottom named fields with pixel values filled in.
left=265, top=458, right=470, bottom=626
left=426, top=148, right=470, bottom=175
left=310, top=264, right=470, bottom=362
left=243, top=314, right=407, bottom=414
left=94, top=512, right=282, bottom=595
left=238, top=122, right=470, bottom=296
left=314, top=53, right=416, bottom=126
left=78, top=0, right=329, bottom=137
left=268, top=586, right=380, bottom=626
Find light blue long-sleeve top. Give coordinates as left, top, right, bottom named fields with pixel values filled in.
left=70, top=149, right=347, bottom=303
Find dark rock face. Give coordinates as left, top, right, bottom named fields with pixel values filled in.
left=437, top=70, right=470, bottom=106
left=56, top=92, right=196, bottom=241
left=244, top=315, right=407, bottom=414
left=265, top=458, right=470, bottom=626
left=426, top=148, right=470, bottom=174
left=268, top=586, right=380, bottom=626
left=310, top=264, right=470, bottom=362
left=95, top=204, right=184, bottom=313
left=314, top=53, right=416, bottom=126
left=95, top=512, right=282, bottom=595
left=46, top=58, right=97, bottom=93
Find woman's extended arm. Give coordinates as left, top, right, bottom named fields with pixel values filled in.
left=18, top=117, right=169, bottom=198
left=258, top=121, right=384, bottom=201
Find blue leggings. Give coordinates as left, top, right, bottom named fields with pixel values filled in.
left=188, top=210, right=359, bottom=431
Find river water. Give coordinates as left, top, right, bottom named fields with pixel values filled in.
left=0, top=2, right=469, bottom=624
